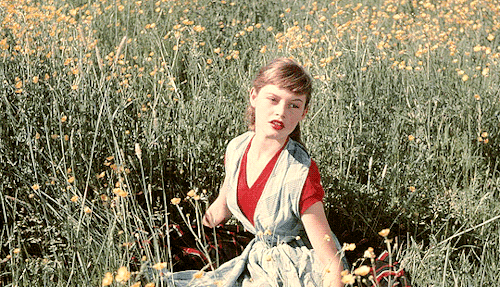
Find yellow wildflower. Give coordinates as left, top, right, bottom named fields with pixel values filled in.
left=115, top=266, right=131, bottom=282
left=153, top=262, right=168, bottom=270
left=187, top=189, right=196, bottom=197
left=102, top=272, right=113, bottom=286
left=363, top=247, right=375, bottom=259
left=70, top=195, right=79, bottom=202
left=354, top=265, right=371, bottom=276
left=341, top=273, right=355, bottom=284
left=113, top=188, right=128, bottom=198
left=378, top=228, right=390, bottom=237
left=343, top=243, right=356, bottom=251
left=482, top=67, right=489, bottom=76
left=193, top=271, right=204, bottom=279
left=171, top=197, right=181, bottom=205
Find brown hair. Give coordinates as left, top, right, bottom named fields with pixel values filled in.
left=246, top=57, right=313, bottom=147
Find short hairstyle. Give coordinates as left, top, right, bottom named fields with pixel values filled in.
left=246, top=58, right=313, bottom=146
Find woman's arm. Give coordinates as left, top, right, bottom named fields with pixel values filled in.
left=202, top=175, right=233, bottom=228
left=302, top=201, right=343, bottom=287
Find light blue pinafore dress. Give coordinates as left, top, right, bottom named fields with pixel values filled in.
left=153, top=132, right=346, bottom=286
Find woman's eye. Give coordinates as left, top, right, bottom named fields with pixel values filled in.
left=289, top=103, right=299, bottom=109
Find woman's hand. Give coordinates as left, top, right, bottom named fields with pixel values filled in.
left=202, top=176, right=232, bottom=228
left=302, top=202, right=344, bottom=287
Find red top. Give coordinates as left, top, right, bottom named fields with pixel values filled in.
left=237, top=140, right=325, bottom=226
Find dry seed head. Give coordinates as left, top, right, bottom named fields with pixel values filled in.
left=135, top=143, right=142, bottom=160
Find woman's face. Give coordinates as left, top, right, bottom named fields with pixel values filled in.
left=250, top=84, right=308, bottom=143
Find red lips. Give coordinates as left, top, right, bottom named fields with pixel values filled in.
left=270, top=120, right=284, bottom=130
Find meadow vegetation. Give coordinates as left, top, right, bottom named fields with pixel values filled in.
left=1, top=0, right=499, bottom=285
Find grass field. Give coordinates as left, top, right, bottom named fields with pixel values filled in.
left=1, top=0, right=500, bottom=286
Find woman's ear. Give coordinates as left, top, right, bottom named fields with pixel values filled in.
left=301, top=106, right=309, bottom=120
left=249, top=88, right=257, bottom=108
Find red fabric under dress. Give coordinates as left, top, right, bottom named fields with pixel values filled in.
left=237, top=140, right=325, bottom=226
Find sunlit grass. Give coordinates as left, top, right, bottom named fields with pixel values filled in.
left=1, top=0, right=499, bottom=286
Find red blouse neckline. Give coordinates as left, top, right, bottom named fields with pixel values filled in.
left=237, top=138, right=287, bottom=225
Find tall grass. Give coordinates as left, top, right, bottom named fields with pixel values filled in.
left=1, top=0, right=499, bottom=285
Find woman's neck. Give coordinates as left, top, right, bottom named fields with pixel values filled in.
left=248, top=132, right=287, bottom=161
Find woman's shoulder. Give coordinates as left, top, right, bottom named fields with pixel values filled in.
left=225, top=131, right=254, bottom=158
left=227, top=131, right=253, bottom=147
left=286, top=138, right=311, bottom=167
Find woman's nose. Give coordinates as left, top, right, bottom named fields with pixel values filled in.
left=274, top=102, right=286, bottom=117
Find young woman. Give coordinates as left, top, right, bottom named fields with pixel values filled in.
left=158, top=58, right=346, bottom=287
